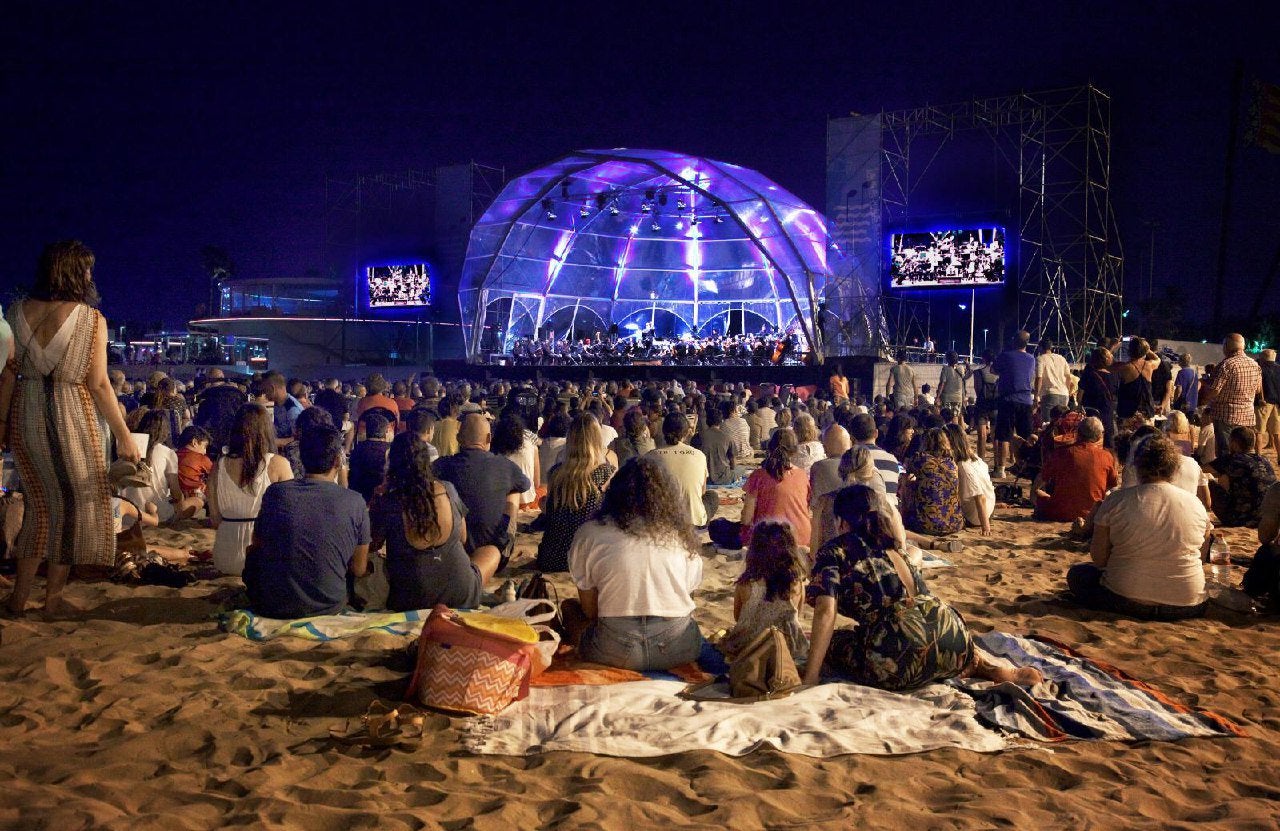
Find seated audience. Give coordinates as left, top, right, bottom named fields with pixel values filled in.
left=792, top=413, right=824, bottom=473
left=404, top=407, right=440, bottom=463
left=371, top=433, right=500, bottom=611
left=175, top=426, right=214, bottom=502
left=804, top=485, right=1041, bottom=689
left=490, top=414, right=538, bottom=508
left=1066, top=435, right=1210, bottom=620
left=1164, top=409, right=1198, bottom=457
left=433, top=413, right=531, bottom=571
left=210, top=404, right=293, bottom=575
left=564, top=457, right=704, bottom=671
left=348, top=412, right=392, bottom=503
left=537, top=414, right=617, bottom=573
left=610, top=407, right=655, bottom=466
left=243, top=425, right=371, bottom=619
left=944, top=423, right=995, bottom=535
left=1033, top=416, right=1118, bottom=522
left=1207, top=426, right=1277, bottom=528
left=123, top=409, right=203, bottom=523
left=647, top=412, right=714, bottom=527
left=739, top=429, right=811, bottom=548
left=899, top=428, right=964, bottom=536
left=849, top=413, right=902, bottom=503
left=1120, top=425, right=1209, bottom=506
left=434, top=397, right=461, bottom=457
left=538, top=413, right=571, bottom=485
left=718, top=521, right=808, bottom=663
left=354, top=373, right=400, bottom=427
left=694, top=405, right=737, bottom=487
left=1242, top=480, right=1280, bottom=610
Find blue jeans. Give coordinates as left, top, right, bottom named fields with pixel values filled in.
left=579, top=615, right=704, bottom=671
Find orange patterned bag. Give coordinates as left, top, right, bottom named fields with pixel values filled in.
left=406, top=605, right=536, bottom=716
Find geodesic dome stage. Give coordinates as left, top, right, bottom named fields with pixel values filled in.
left=458, top=148, right=831, bottom=360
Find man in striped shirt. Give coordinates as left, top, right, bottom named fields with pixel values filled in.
left=1202, top=334, right=1262, bottom=459
left=849, top=413, right=901, bottom=503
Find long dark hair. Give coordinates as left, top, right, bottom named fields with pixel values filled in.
left=385, top=431, right=443, bottom=541
left=738, top=521, right=804, bottom=602
left=832, top=484, right=898, bottom=551
left=137, top=409, right=171, bottom=453
left=761, top=428, right=797, bottom=480
left=32, top=240, right=100, bottom=306
left=596, top=457, right=701, bottom=557
left=227, top=404, right=275, bottom=487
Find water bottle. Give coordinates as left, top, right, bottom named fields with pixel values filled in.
left=1208, top=534, right=1231, bottom=584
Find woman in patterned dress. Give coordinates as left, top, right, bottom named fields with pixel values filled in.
left=898, top=428, right=965, bottom=536
left=0, top=241, right=141, bottom=618
left=537, top=414, right=616, bottom=572
left=803, top=485, right=1041, bottom=689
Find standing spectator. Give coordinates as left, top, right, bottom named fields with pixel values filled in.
left=1201, top=333, right=1263, bottom=459
left=829, top=366, right=850, bottom=404
left=0, top=241, right=141, bottom=618
left=937, top=352, right=970, bottom=428
left=1149, top=339, right=1174, bottom=415
left=647, top=412, right=713, bottom=527
left=1173, top=353, right=1200, bottom=415
left=1115, top=336, right=1158, bottom=421
left=1256, top=349, right=1280, bottom=465
left=354, top=373, right=401, bottom=426
left=391, top=380, right=416, bottom=415
left=992, top=331, right=1037, bottom=478
left=974, top=350, right=1000, bottom=459
left=885, top=352, right=918, bottom=410
left=1078, top=347, right=1118, bottom=448
left=1207, top=427, right=1277, bottom=528
left=243, top=425, right=371, bottom=619
left=433, top=413, right=530, bottom=571
left=1035, top=342, right=1074, bottom=413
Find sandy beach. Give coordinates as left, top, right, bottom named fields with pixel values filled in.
left=2, top=497, right=1278, bottom=831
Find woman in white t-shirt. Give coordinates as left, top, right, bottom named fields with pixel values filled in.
left=564, top=456, right=704, bottom=671
left=1067, top=434, right=1210, bottom=619
left=792, top=413, right=826, bottom=474
left=1121, top=426, right=1210, bottom=508
left=945, top=423, right=995, bottom=535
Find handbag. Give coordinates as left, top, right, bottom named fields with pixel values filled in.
left=727, top=626, right=803, bottom=701
left=405, top=605, right=539, bottom=716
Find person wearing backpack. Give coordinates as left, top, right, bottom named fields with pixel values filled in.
left=974, top=350, right=1000, bottom=460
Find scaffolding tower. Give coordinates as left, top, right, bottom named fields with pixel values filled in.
left=874, top=84, right=1125, bottom=362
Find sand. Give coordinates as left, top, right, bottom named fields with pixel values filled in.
left=2, top=494, right=1279, bottom=830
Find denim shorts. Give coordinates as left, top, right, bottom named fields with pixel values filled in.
left=579, top=615, right=704, bottom=671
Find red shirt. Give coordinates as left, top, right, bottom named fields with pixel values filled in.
left=1036, top=442, right=1119, bottom=522
left=743, top=465, right=812, bottom=546
left=176, top=448, right=213, bottom=496
left=355, top=394, right=401, bottom=423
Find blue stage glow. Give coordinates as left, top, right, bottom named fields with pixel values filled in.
left=458, top=149, right=831, bottom=356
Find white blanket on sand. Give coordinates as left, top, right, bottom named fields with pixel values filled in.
left=464, top=680, right=1007, bottom=757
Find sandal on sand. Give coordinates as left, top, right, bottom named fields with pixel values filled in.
left=330, top=700, right=427, bottom=745
left=931, top=538, right=964, bottom=554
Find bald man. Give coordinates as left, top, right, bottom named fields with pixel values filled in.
left=432, top=413, right=530, bottom=571
left=1202, top=333, right=1262, bottom=459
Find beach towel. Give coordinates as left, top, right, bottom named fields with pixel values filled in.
left=463, top=679, right=1008, bottom=757
left=530, top=659, right=712, bottom=688
left=961, top=632, right=1246, bottom=742
left=221, top=608, right=428, bottom=641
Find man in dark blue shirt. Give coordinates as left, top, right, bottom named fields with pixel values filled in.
left=244, top=425, right=371, bottom=618
left=992, top=330, right=1037, bottom=478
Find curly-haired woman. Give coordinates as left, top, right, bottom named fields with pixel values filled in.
left=564, top=456, right=704, bottom=671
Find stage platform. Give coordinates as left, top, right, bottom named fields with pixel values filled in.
left=432, top=358, right=877, bottom=397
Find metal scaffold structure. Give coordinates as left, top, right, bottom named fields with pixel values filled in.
left=876, top=85, right=1125, bottom=361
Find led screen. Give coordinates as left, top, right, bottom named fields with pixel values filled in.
left=889, top=227, right=1005, bottom=289
left=367, top=264, right=431, bottom=307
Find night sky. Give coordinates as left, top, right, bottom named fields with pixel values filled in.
left=4, top=1, right=1278, bottom=335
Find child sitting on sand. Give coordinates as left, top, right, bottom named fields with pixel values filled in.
left=717, top=520, right=809, bottom=664
left=175, top=426, right=214, bottom=502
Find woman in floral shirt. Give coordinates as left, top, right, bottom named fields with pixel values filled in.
left=899, top=428, right=965, bottom=536
left=802, top=485, right=1041, bottom=690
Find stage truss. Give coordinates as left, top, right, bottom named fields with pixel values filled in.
left=831, top=85, right=1124, bottom=363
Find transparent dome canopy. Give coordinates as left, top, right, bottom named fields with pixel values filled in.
left=459, top=149, right=831, bottom=359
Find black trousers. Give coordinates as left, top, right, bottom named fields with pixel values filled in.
left=1066, top=563, right=1206, bottom=621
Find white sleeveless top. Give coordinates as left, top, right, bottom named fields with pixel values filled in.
left=212, top=453, right=277, bottom=576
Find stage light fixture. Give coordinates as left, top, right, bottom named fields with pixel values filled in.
left=691, top=216, right=700, bottom=226
left=715, top=214, right=725, bottom=224
left=542, top=198, right=556, bottom=220
left=609, top=206, right=620, bottom=216
left=640, top=202, right=651, bottom=213
left=651, top=220, right=660, bottom=231
left=580, top=205, right=591, bottom=217
left=677, top=199, right=687, bottom=210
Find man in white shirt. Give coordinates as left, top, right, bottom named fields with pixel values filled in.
left=1035, top=342, right=1075, bottom=411
left=721, top=400, right=752, bottom=461
left=646, top=412, right=713, bottom=526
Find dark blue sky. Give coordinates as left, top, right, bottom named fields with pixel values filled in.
left=4, top=1, right=1278, bottom=331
